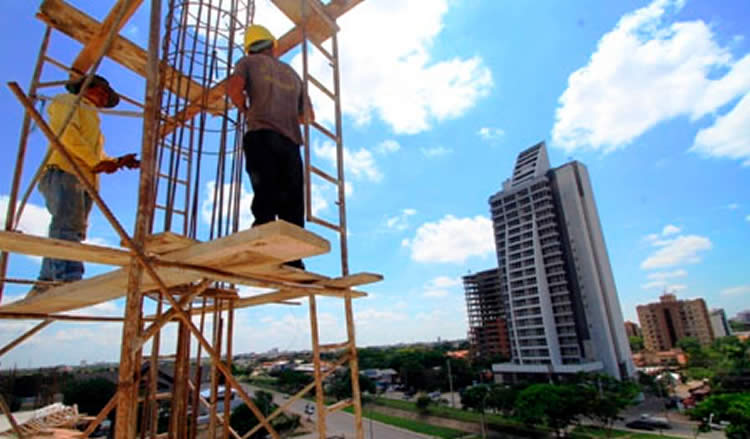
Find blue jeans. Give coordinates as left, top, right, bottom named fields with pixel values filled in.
left=37, top=168, right=93, bottom=282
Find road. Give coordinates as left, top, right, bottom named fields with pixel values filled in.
left=243, top=385, right=433, bottom=439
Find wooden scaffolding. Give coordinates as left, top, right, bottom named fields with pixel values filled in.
left=0, top=1, right=380, bottom=439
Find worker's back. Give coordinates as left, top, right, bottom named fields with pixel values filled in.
left=233, top=53, right=305, bottom=146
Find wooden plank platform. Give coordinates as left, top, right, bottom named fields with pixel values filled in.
left=272, top=0, right=339, bottom=44
left=0, top=221, right=330, bottom=314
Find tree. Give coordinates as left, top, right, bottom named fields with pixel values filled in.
left=230, top=392, right=300, bottom=438
left=327, top=371, right=375, bottom=401
left=690, top=393, right=750, bottom=439
left=415, top=395, right=431, bottom=415
left=629, top=336, right=644, bottom=353
left=62, top=378, right=117, bottom=417
left=275, top=369, right=311, bottom=394
left=515, top=384, right=588, bottom=438
left=462, top=385, right=490, bottom=439
left=486, top=384, right=518, bottom=417
left=585, top=375, right=639, bottom=437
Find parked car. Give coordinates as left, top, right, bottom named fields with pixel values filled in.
left=625, top=420, right=657, bottom=431
left=626, top=415, right=671, bottom=431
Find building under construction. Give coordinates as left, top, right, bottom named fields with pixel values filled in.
left=0, top=1, right=381, bottom=439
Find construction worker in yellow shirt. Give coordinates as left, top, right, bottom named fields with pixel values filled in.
left=226, top=24, right=314, bottom=270
left=29, top=75, right=140, bottom=297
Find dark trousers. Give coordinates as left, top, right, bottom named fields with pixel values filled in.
left=242, top=129, right=304, bottom=229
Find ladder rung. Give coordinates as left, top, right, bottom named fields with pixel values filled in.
left=308, top=215, right=340, bottom=231
left=310, top=165, right=338, bottom=185
left=319, top=341, right=350, bottom=352
left=326, top=399, right=353, bottom=414
left=311, top=121, right=338, bottom=142
left=310, top=39, right=333, bottom=63
left=155, top=204, right=186, bottom=215
left=157, top=173, right=188, bottom=185
left=307, top=75, right=335, bottom=100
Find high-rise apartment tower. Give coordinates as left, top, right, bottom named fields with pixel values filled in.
left=489, top=142, right=634, bottom=381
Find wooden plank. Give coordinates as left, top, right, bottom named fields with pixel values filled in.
left=190, top=287, right=366, bottom=315
left=0, top=221, right=329, bottom=314
left=160, top=0, right=364, bottom=138
left=71, top=0, right=144, bottom=73
left=122, top=232, right=198, bottom=255
left=0, top=231, right=131, bottom=266
left=272, top=0, right=339, bottom=44
left=319, top=272, right=383, bottom=289
left=37, top=0, right=206, bottom=104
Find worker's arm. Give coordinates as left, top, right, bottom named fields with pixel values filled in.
left=226, top=74, right=247, bottom=112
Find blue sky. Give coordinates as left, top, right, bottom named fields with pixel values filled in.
left=1, top=0, right=749, bottom=368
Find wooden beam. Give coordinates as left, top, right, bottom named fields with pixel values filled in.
left=320, top=272, right=383, bottom=289
left=37, top=0, right=206, bottom=104
left=272, top=0, right=339, bottom=43
left=159, top=0, right=365, bottom=138
left=71, top=0, right=144, bottom=73
left=0, top=231, right=131, bottom=266
left=0, top=221, right=330, bottom=314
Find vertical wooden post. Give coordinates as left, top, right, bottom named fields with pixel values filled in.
left=308, top=295, right=326, bottom=439
left=171, top=320, right=190, bottom=439
left=331, top=31, right=349, bottom=277
left=223, top=301, right=235, bottom=439
left=344, top=294, right=363, bottom=439
left=115, top=0, right=161, bottom=438
left=209, top=301, right=224, bottom=439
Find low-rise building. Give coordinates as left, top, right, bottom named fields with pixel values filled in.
left=624, top=321, right=641, bottom=338
left=710, top=308, right=732, bottom=338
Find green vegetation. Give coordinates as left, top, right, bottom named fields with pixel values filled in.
left=629, top=336, right=644, bottom=353
left=327, top=370, right=376, bottom=400
left=690, top=392, right=750, bottom=439
left=351, top=407, right=465, bottom=439
left=357, top=345, right=482, bottom=392
left=415, top=394, right=432, bottom=414
left=573, top=426, right=682, bottom=439
left=229, top=390, right=299, bottom=438
left=676, top=335, right=750, bottom=393
left=62, top=377, right=117, bottom=417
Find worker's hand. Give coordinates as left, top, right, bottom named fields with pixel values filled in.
left=116, top=153, right=140, bottom=170
left=92, top=160, right=119, bottom=174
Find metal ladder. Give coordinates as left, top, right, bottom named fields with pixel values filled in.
left=300, top=4, right=350, bottom=276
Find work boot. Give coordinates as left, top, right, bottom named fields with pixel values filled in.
left=283, top=259, right=305, bottom=270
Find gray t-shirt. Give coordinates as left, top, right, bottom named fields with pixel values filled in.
left=233, top=54, right=309, bottom=145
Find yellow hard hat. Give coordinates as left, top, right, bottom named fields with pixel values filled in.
left=244, top=24, right=277, bottom=53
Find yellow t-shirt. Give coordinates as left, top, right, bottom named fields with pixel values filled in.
left=45, top=93, right=108, bottom=189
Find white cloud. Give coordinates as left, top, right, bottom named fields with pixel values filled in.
left=661, top=224, right=681, bottom=236
left=691, top=91, right=750, bottom=166
left=420, top=146, right=452, bottom=158
left=422, top=276, right=461, bottom=299
left=641, top=234, right=712, bottom=269
left=727, top=203, right=739, bottom=210
left=201, top=181, right=254, bottom=230
left=125, top=24, right=139, bottom=37
left=385, top=208, right=417, bottom=231
left=428, top=276, right=462, bottom=289
left=423, top=289, right=449, bottom=298
left=552, top=0, right=750, bottom=152
left=313, top=141, right=382, bottom=182
left=666, top=284, right=687, bottom=292
left=647, top=269, right=688, bottom=280
left=721, top=285, right=750, bottom=297
left=404, top=215, right=494, bottom=263
left=296, top=0, right=493, bottom=134
left=477, top=127, right=505, bottom=141
left=641, top=280, right=667, bottom=290
left=746, top=214, right=750, bottom=223
left=0, top=195, right=50, bottom=237
left=376, top=140, right=400, bottom=155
